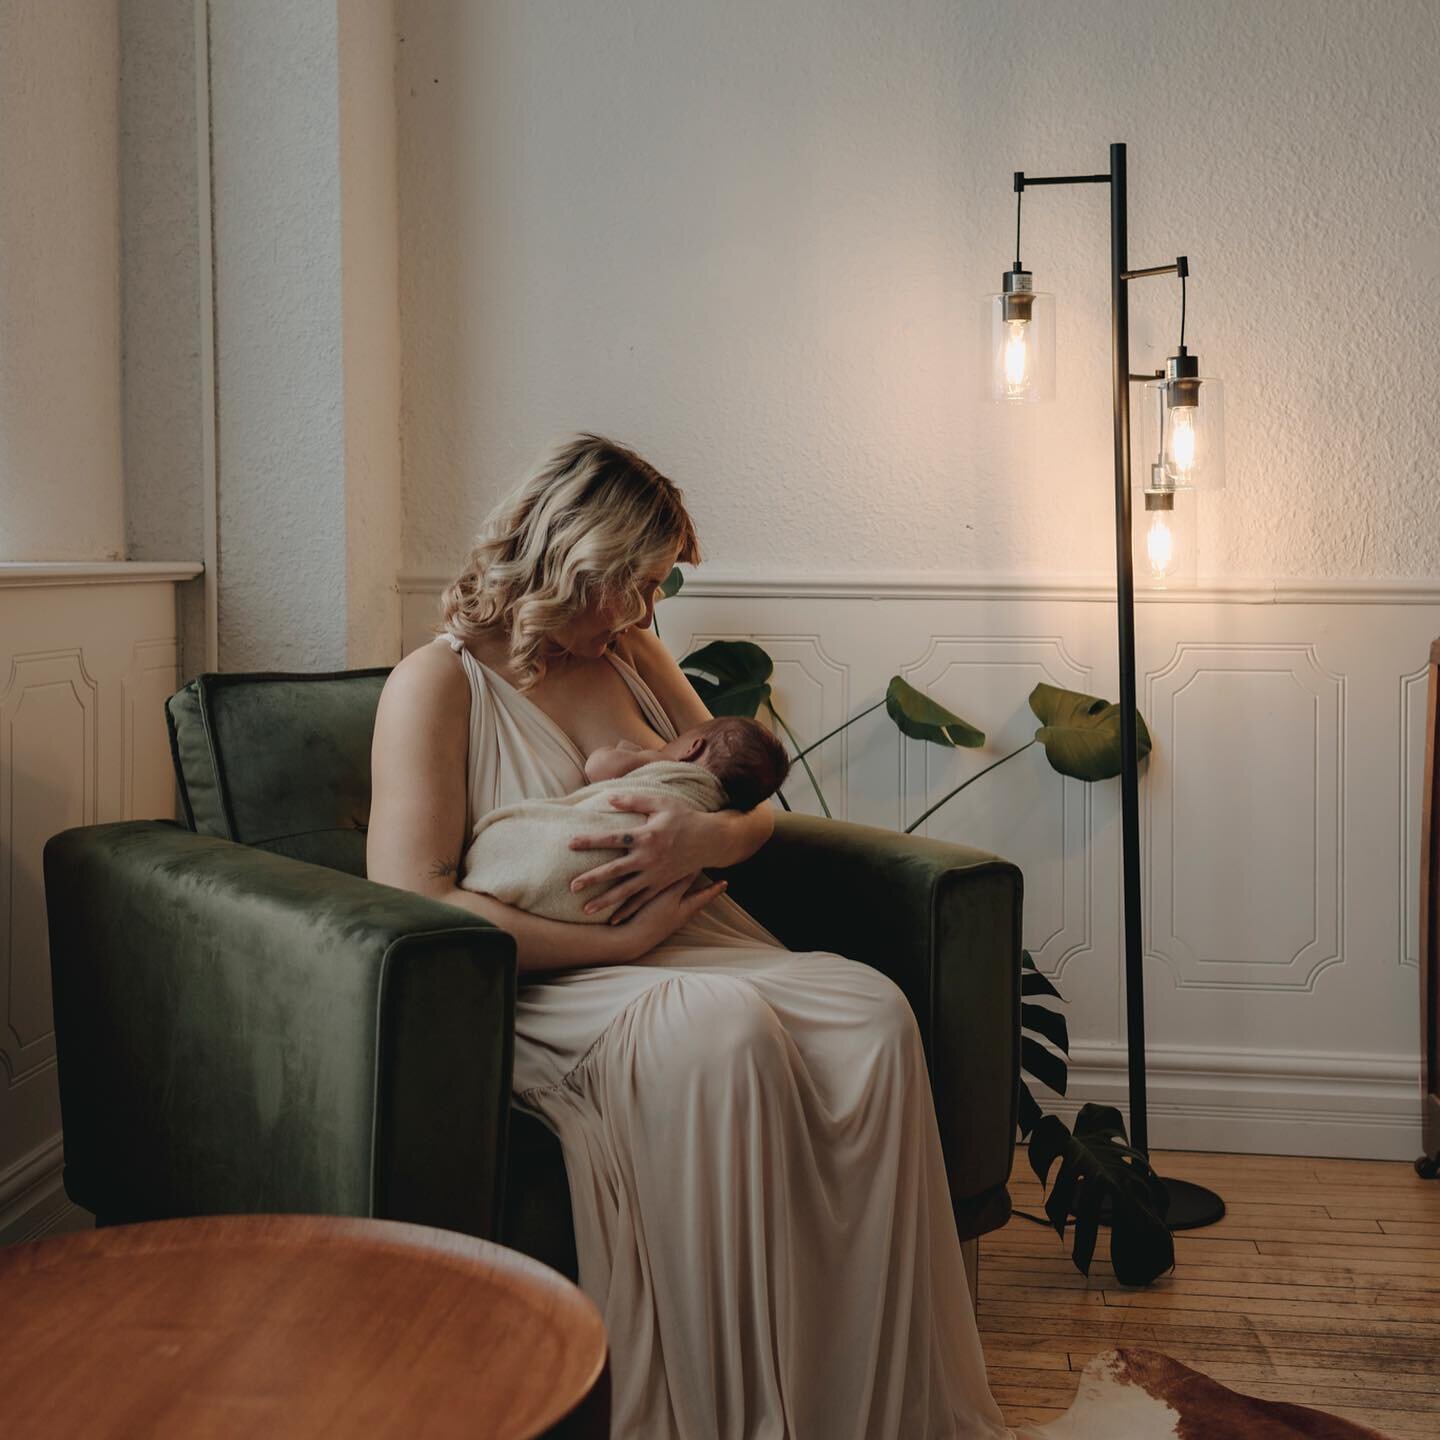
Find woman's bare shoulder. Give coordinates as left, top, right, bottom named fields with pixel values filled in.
left=376, top=638, right=469, bottom=739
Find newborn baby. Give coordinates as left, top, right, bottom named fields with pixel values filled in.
left=460, top=716, right=790, bottom=924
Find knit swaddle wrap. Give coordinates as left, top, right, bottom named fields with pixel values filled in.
left=460, top=760, right=728, bottom=923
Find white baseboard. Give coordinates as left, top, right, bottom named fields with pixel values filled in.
left=0, top=1137, right=71, bottom=1246
left=1039, top=1044, right=1423, bottom=1162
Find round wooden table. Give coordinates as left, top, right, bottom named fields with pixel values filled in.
left=0, top=1214, right=608, bottom=1438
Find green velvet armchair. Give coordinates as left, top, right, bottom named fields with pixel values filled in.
left=44, top=667, right=1022, bottom=1278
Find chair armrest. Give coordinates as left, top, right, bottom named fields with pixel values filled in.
left=44, top=821, right=516, bottom=1239
left=721, top=812, right=1022, bottom=1233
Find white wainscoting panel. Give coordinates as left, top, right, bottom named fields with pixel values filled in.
left=401, top=570, right=1439, bottom=1160
left=0, top=567, right=188, bottom=1240
left=899, top=635, right=1094, bottom=976
left=1401, top=664, right=1428, bottom=970
left=1144, top=642, right=1345, bottom=992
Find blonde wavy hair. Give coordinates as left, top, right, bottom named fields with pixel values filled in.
left=439, top=434, right=701, bottom=689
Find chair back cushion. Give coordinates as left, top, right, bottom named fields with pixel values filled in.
left=166, top=668, right=392, bottom=875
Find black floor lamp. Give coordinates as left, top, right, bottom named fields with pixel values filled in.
left=986, top=142, right=1226, bottom=1230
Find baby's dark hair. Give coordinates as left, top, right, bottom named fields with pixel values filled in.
left=701, top=716, right=791, bottom=811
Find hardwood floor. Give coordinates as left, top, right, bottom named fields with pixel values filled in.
left=977, top=1148, right=1440, bottom=1438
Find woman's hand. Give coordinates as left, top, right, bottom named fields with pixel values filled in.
left=609, top=873, right=728, bottom=959
left=568, top=794, right=714, bottom=922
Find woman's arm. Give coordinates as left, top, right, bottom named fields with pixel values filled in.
left=422, top=880, right=724, bottom=974
left=366, top=643, right=723, bottom=973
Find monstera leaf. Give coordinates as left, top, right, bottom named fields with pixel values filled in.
left=1028, top=1103, right=1174, bottom=1285
left=1028, top=683, right=1152, bottom=782
left=886, top=677, right=985, bottom=749
left=659, top=566, right=685, bottom=599
left=1017, top=952, right=1069, bottom=1139
left=680, top=640, right=773, bottom=718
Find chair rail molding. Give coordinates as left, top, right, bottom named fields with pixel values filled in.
left=401, top=569, right=1440, bottom=606
left=0, top=561, right=202, bottom=588
left=0, top=562, right=195, bottom=1242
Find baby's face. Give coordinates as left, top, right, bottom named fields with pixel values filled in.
left=583, top=729, right=708, bottom=783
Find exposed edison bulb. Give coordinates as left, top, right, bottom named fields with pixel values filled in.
left=1167, top=404, right=1199, bottom=480
left=987, top=279, right=1052, bottom=402
left=1002, top=318, right=1031, bottom=395
left=1145, top=513, right=1175, bottom=581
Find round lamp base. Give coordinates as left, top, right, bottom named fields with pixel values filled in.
left=1159, top=1177, right=1226, bottom=1231
left=1079, top=1176, right=1226, bottom=1231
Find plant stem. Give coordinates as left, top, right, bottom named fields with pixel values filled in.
left=904, top=739, right=1036, bottom=834
left=767, top=702, right=832, bottom=819
left=789, top=699, right=886, bottom=762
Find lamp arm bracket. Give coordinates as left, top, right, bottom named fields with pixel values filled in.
left=1128, top=370, right=1166, bottom=382
left=1015, top=171, right=1111, bottom=189
left=1121, top=258, right=1185, bottom=282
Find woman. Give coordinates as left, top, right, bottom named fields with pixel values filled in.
left=367, top=435, right=1012, bottom=1440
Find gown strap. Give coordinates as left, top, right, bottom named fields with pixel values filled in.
left=605, top=649, right=678, bottom=742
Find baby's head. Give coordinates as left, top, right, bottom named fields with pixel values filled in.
left=586, top=717, right=791, bottom=809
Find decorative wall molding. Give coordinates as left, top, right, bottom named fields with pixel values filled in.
left=0, top=576, right=182, bottom=1244
left=1400, top=665, right=1428, bottom=970
left=1, top=649, right=98, bottom=1084
left=0, top=1134, right=64, bottom=1226
left=1052, top=1043, right=1423, bottom=1163
left=1143, top=642, right=1346, bottom=992
left=899, top=636, right=1093, bottom=979
left=400, top=569, right=1440, bottom=606
left=123, top=638, right=181, bottom=820
left=0, top=1133, right=86, bottom=1246
left=400, top=566, right=1438, bottom=1159
left=0, top=561, right=203, bottom=589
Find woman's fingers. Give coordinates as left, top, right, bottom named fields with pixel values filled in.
left=569, top=830, right=647, bottom=855
left=606, top=794, right=659, bottom=814
left=585, top=873, right=648, bottom=917
left=682, top=879, right=727, bottom=915
left=612, top=874, right=723, bottom=956
left=570, top=854, right=641, bottom=893
left=607, top=887, right=656, bottom=924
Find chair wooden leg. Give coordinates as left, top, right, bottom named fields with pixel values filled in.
left=961, top=1237, right=980, bottom=1311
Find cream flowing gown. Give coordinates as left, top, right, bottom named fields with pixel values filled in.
left=439, top=632, right=1014, bottom=1440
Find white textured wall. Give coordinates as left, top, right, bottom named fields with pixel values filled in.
left=208, top=0, right=401, bottom=671
left=119, top=0, right=207, bottom=678
left=397, top=0, right=1440, bottom=584
left=0, top=0, right=126, bottom=561
left=339, top=0, right=403, bottom=669
left=209, top=1, right=347, bottom=671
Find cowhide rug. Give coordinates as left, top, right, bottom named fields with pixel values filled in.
left=1016, top=1349, right=1393, bottom=1439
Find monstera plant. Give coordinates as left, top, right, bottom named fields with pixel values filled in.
left=665, top=570, right=1174, bottom=1285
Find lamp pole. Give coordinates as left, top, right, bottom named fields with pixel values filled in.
left=1108, top=142, right=1149, bottom=1153
left=1013, top=142, right=1224, bottom=1230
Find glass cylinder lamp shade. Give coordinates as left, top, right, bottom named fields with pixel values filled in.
left=1143, top=350, right=1225, bottom=489
left=984, top=269, right=1054, bottom=402
left=1134, top=478, right=1197, bottom=589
